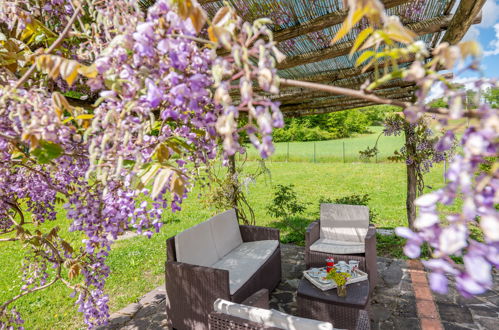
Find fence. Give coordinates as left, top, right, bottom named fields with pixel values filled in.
left=242, top=134, right=405, bottom=163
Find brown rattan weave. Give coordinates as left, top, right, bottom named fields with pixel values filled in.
left=208, top=287, right=370, bottom=330
left=165, top=225, right=281, bottom=330
left=297, top=278, right=371, bottom=330
left=305, top=221, right=377, bottom=294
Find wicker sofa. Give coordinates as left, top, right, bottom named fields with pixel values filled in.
left=165, top=209, right=281, bottom=330
left=305, top=204, right=377, bottom=294
left=209, top=289, right=370, bottom=330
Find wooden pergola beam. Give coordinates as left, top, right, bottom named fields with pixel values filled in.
left=284, top=93, right=412, bottom=112
left=198, top=0, right=220, bottom=4
left=277, top=14, right=475, bottom=70
left=280, top=55, right=416, bottom=83
left=441, top=0, right=486, bottom=45
left=283, top=95, right=413, bottom=117
left=274, top=72, right=452, bottom=104
left=200, top=0, right=412, bottom=42
left=276, top=80, right=415, bottom=104
left=272, top=0, right=412, bottom=42
left=280, top=86, right=417, bottom=111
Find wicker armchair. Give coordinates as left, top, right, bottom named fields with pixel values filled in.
left=305, top=204, right=377, bottom=294
left=165, top=210, right=281, bottom=330
left=209, top=289, right=370, bottom=330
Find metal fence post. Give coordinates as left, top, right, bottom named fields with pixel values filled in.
left=342, top=141, right=345, bottom=163
left=313, top=142, right=316, bottom=163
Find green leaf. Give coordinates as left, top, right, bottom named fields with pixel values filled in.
left=31, top=140, right=63, bottom=164
left=355, top=50, right=375, bottom=67
left=350, top=27, right=373, bottom=56
left=331, top=6, right=368, bottom=44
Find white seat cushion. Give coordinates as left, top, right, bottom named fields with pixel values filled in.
left=175, top=221, right=219, bottom=267
left=310, top=238, right=365, bottom=254
left=320, top=204, right=369, bottom=243
left=208, top=209, right=243, bottom=258
left=212, top=240, right=279, bottom=294
left=213, top=299, right=334, bottom=330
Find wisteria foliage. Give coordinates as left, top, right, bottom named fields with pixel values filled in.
left=0, top=0, right=283, bottom=328
left=0, top=0, right=497, bottom=328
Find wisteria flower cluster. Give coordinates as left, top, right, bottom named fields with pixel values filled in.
left=383, top=114, right=449, bottom=193
left=394, top=43, right=498, bottom=297
left=1, top=0, right=286, bottom=328
left=330, top=0, right=497, bottom=298
left=210, top=7, right=285, bottom=158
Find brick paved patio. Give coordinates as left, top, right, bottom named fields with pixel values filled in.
left=100, top=244, right=499, bottom=330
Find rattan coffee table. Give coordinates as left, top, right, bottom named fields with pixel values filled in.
left=297, top=278, right=370, bottom=330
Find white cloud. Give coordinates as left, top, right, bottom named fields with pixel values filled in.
left=428, top=77, right=487, bottom=101
left=462, top=1, right=499, bottom=56
left=463, top=26, right=480, bottom=42
left=484, top=23, right=499, bottom=56
left=428, top=81, right=445, bottom=100
left=479, top=0, right=499, bottom=28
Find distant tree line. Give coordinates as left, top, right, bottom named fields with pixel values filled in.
left=272, top=105, right=400, bottom=142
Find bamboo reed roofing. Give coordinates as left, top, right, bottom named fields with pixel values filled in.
left=199, top=0, right=485, bottom=116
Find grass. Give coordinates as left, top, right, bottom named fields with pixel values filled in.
left=243, top=126, right=405, bottom=163
left=0, top=159, right=454, bottom=329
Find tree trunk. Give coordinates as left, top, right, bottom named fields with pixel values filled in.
left=228, top=154, right=238, bottom=212
left=404, top=123, right=417, bottom=230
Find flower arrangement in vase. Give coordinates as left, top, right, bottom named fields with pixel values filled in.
left=326, top=271, right=351, bottom=297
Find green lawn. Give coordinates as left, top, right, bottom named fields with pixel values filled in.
left=243, top=126, right=405, bottom=163
left=0, top=160, right=453, bottom=329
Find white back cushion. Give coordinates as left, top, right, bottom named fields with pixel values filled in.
left=213, top=299, right=333, bottom=330
left=269, top=309, right=334, bottom=330
left=320, top=204, right=369, bottom=243
left=209, top=209, right=243, bottom=258
left=175, top=221, right=219, bottom=267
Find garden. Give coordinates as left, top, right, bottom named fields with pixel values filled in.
left=0, top=0, right=497, bottom=329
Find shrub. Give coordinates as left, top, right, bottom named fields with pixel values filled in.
left=267, top=184, right=310, bottom=244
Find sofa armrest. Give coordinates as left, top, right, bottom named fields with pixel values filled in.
left=166, top=261, right=230, bottom=297
left=355, top=310, right=371, bottom=330
left=165, top=261, right=231, bottom=323
left=239, top=225, right=279, bottom=242
left=364, top=225, right=377, bottom=292
left=364, top=225, right=376, bottom=253
left=209, top=312, right=281, bottom=330
left=305, top=220, right=320, bottom=250
left=241, top=289, right=269, bottom=309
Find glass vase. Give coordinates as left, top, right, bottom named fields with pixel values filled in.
left=337, top=285, right=347, bottom=297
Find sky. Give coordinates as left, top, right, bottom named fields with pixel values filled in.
left=428, top=0, right=499, bottom=99
left=461, top=0, right=499, bottom=78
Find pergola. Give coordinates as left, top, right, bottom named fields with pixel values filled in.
left=199, top=0, right=484, bottom=228
left=199, top=0, right=485, bottom=117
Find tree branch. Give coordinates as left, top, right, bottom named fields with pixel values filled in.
left=279, top=78, right=411, bottom=108
left=0, top=238, right=19, bottom=242
left=14, top=6, right=83, bottom=89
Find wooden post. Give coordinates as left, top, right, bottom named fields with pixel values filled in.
left=404, top=123, right=417, bottom=230
left=228, top=154, right=238, bottom=212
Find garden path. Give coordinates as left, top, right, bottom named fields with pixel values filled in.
left=99, top=244, right=498, bottom=330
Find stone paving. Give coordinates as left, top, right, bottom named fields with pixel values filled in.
left=100, top=244, right=498, bottom=330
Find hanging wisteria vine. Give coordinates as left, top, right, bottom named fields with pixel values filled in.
left=0, top=0, right=284, bottom=328
left=0, top=0, right=497, bottom=329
